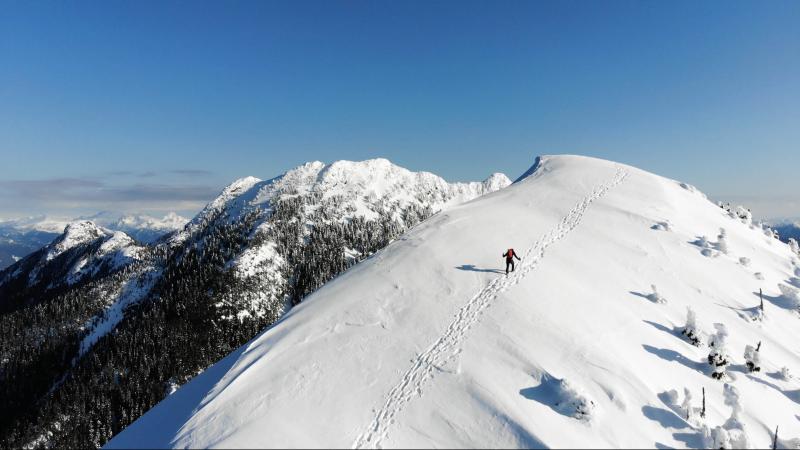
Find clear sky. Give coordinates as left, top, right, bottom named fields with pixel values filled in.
left=1, top=0, right=798, bottom=220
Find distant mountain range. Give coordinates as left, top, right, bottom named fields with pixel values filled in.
left=0, top=213, right=187, bottom=269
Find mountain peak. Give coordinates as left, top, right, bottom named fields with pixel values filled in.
left=47, top=221, right=109, bottom=261
left=482, top=172, right=512, bottom=190
left=222, top=176, right=262, bottom=196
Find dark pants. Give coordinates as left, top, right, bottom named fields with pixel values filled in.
left=506, top=259, right=515, bottom=274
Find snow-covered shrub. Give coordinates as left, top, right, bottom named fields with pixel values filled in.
left=723, top=383, right=742, bottom=423
left=750, top=304, right=765, bottom=322
left=704, top=426, right=732, bottom=449
left=722, top=384, right=750, bottom=448
left=682, top=307, right=702, bottom=346
left=647, top=284, right=667, bottom=304
left=717, top=228, right=729, bottom=255
left=708, top=323, right=730, bottom=380
left=789, top=238, right=800, bottom=255
left=652, top=221, right=672, bottom=231
left=734, top=206, right=752, bottom=225
left=779, top=284, right=800, bottom=311
left=739, top=257, right=751, bottom=267
left=554, top=378, right=595, bottom=421
left=664, top=389, right=680, bottom=405
left=766, top=228, right=776, bottom=239
left=777, top=436, right=800, bottom=450
left=744, top=343, right=761, bottom=372
left=755, top=272, right=765, bottom=281
left=780, top=366, right=792, bottom=380
left=680, top=387, right=694, bottom=421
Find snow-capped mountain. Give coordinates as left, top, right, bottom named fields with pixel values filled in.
left=1, top=221, right=144, bottom=298
left=0, top=159, right=509, bottom=449
left=0, top=213, right=187, bottom=270
left=109, top=212, right=188, bottom=243
left=109, top=155, right=800, bottom=449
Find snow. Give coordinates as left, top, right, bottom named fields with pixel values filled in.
left=108, top=155, right=800, bottom=449
left=171, top=158, right=510, bottom=246
left=230, top=240, right=282, bottom=279
left=78, top=267, right=161, bottom=356
left=65, top=231, right=144, bottom=285
left=45, top=221, right=108, bottom=262
left=111, top=212, right=188, bottom=243
left=114, top=212, right=187, bottom=231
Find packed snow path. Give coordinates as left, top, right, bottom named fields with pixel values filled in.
left=353, top=167, right=629, bottom=449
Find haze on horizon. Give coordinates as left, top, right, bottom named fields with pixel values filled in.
left=1, top=0, right=798, bottom=221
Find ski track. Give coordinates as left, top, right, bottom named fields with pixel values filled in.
left=352, top=168, right=628, bottom=449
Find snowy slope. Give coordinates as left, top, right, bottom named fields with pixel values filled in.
left=105, top=155, right=799, bottom=448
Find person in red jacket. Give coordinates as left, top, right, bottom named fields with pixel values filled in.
left=502, top=248, right=521, bottom=274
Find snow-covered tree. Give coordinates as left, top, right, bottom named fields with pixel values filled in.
left=789, top=238, right=800, bottom=255
left=681, top=387, right=694, bottom=421
left=780, top=366, right=792, bottom=380
left=722, top=384, right=750, bottom=448
left=717, top=228, right=729, bottom=255
left=704, top=426, right=732, bottom=449
left=554, top=378, right=595, bottom=421
left=682, top=307, right=702, bottom=346
left=647, top=284, right=667, bottom=304
left=734, top=206, right=752, bottom=225
left=744, top=342, right=761, bottom=373
left=708, top=323, right=730, bottom=380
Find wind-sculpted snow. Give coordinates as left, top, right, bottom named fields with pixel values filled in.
left=353, top=167, right=628, bottom=449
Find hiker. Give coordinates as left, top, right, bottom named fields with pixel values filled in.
left=502, top=248, right=521, bottom=274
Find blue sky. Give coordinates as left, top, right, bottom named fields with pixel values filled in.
left=1, top=0, right=798, bottom=219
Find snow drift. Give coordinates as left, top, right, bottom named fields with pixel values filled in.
left=108, top=155, right=800, bottom=449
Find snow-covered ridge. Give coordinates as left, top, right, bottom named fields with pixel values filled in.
left=171, top=158, right=510, bottom=244
left=109, top=155, right=800, bottom=449
left=15, top=221, right=145, bottom=288
left=45, top=221, right=109, bottom=262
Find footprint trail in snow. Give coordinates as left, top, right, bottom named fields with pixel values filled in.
left=352, top=167, right=628, bottom=449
